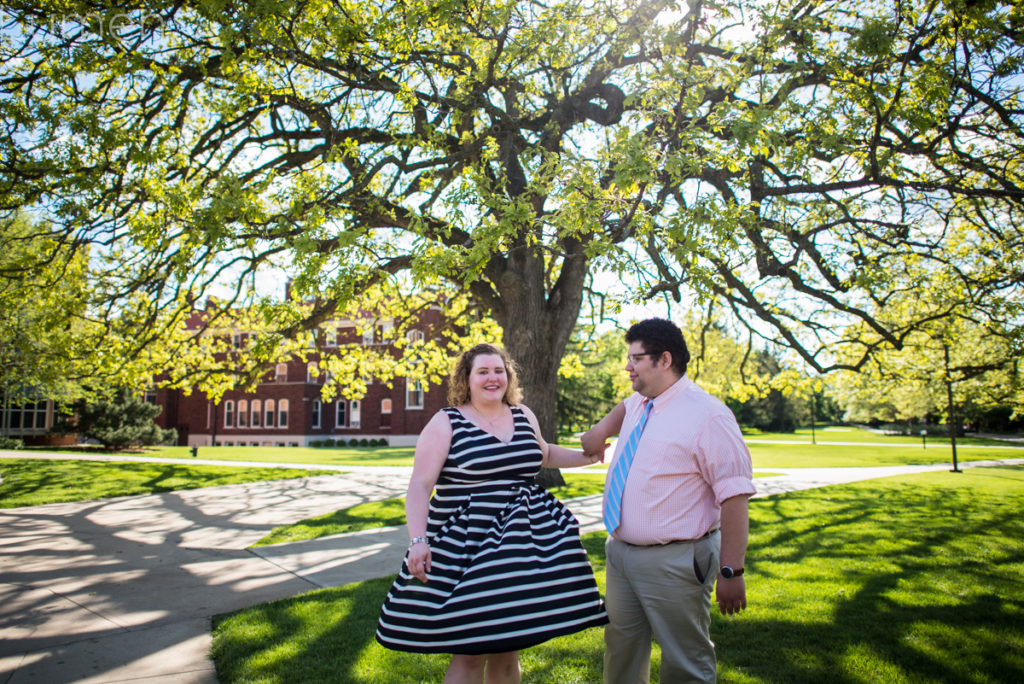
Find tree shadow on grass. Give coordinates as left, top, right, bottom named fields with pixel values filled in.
left=256, top=497, right=407, bottom=545
left=716, top=591, right=1024, bottom=683
left=716, top=471, right=1024, bottom=683
left=0, top=458, right=317, bottom=508
left=211, top=532, right=614, bottom=683
left=211, top=576, right=450, bottom=683
left=210, top=469, right=1024, bottom=683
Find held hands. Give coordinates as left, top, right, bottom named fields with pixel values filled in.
left=715, top=575, right=747, bottom=616
left=407, top=541, right=431, bottom=583
left=580, top=429, right=609, bottom=463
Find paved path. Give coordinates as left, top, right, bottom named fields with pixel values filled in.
left=1, top=453, right=1022, bottom=683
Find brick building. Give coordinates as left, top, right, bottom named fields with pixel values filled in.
left=0, top=398, right=76, bottom=446
left=152, top=304, right=449, bottom=448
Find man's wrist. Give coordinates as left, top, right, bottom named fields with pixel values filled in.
left=719, top=565, right=744, bottom=579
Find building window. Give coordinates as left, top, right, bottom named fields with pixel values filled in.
left=14, top=401, right=43, bottom=429
left=380, top=398, right=392, bottom=428
left=278, top=399, right=289, bottom=428
left=407, top=329, right=425, bottom=344
left=232, top=333, right=243, bottom=348
left=361, top=327, right=374, bottom=345
left=2, top=400, right=48, bottom=431
left=336, top=400, right=347, bottom=428
left=325, top=327, right=337, bottom=347
left=349, top=400, right=361, bottom=428
left=251, top=399, right=261, bottom=427
left=406, top=380, right=424, bottom=410
left=224, top=400, right=234, bottom=428
left=312, top=399, right=322, bottom=429
left=276, top=363, right=288, bottom=382
left=307, top=362, right=319, bottom=384
left=265, top=399, right=275, bottom=428
left=238, top=400, right=248, bottom=427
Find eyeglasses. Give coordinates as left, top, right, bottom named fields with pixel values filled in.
left=626, top=352, right=659, bottom=365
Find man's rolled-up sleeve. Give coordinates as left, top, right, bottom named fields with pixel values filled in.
left=697, top=413, right=757, bottom=505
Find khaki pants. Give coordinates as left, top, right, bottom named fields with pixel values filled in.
left=604, top=533, right=720, bottom=683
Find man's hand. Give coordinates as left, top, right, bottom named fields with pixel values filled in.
left=580, top=429, right=609, bottom=459
left=715, top=575, right=747, bottom=615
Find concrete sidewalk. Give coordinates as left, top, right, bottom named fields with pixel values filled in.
left=2, top=456, right=1022, bottom=683
left=1, top=470, right=410, bottom=684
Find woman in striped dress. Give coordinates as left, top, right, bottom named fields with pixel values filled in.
left=376, top=343, right=608, bottom=682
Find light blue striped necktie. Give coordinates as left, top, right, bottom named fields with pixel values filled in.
left=603, top=400, right=653, bottom=533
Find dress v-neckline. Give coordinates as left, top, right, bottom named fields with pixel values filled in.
left=458, top=406, right=517, bottom=445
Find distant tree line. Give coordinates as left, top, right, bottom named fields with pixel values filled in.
left=556, top=316, right=1021, bottom=436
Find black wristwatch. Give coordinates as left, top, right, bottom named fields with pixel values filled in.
left=720, top=566, right=744, bottom=579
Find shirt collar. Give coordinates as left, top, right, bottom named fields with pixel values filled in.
left=646, top=374, right=692, bottom=412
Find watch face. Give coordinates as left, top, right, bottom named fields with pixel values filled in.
left=721, top=566, right=734, bottom=579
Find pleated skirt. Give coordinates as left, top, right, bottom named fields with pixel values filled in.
left=376, top=480, right=608, bottom=654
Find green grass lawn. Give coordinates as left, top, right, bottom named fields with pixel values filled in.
left=211, top=466, right=1024, bottom=683
left=26, top=444, right=420, bottom=466
left=745, top=440, right=1020, bottom=468
left=741, top=421, right=1003, bottom=444
left=0, top=458, right=323, bottom=508
left=741, top=425, right=1011, bottom=446
left=742, top=426, right=1022, bottom=468
left=11, top=425, right=1022, bottom=509
left=23, top=426, right=1023, bottom=473
left=251, top=472, right=611, bottom=546
left=150, top=444, right=419, bottom=466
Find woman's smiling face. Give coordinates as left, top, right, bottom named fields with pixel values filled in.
left=468, top=353, right=508, bottom=403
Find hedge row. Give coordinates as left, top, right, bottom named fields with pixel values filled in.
left=309, top=437, right=389, bottom=448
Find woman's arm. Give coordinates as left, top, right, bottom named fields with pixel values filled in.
left=518, top=404, right=602, bottom=469
left=580, top=401, right=626, bottom=457
left=405, top=410, right=452, bottom=582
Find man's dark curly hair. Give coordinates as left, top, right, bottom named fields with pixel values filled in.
left=625, top=318, right=690, bottom=376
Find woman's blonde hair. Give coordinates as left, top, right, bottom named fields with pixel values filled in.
left=447, top=343, right=523, bottom=406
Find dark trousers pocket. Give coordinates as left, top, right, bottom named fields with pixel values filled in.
left=693, top=555, right=707, bottom=584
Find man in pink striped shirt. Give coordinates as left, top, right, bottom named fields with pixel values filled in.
left=582, top=318, right=755, bottom=683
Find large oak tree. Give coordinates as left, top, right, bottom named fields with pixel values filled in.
left=2, top=0, right=1021, bottom=444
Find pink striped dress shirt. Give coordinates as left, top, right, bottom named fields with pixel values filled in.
left=605, top=375, right=756, bottom=545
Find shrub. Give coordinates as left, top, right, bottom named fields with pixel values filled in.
left=0, top=435, right=23, bottom=449
left=359, top=438, right=369, bottom=447
left=310, top=440, right=323, bottom=448
left=323, top=438, right=336, bottom=447
left=51, top=389, right=177, bottom=451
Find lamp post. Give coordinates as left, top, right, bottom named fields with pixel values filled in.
left=810, top=392, right=816, bottom=445
left=944, top=344, right=962, bottom=473
left=211, top=400, right=218, bottom=447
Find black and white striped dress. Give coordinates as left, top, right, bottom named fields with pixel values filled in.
left=376, top=406, right=608, bottom=654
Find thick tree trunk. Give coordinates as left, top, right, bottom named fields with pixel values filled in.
left=477, top=243, right=587, bottom=489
